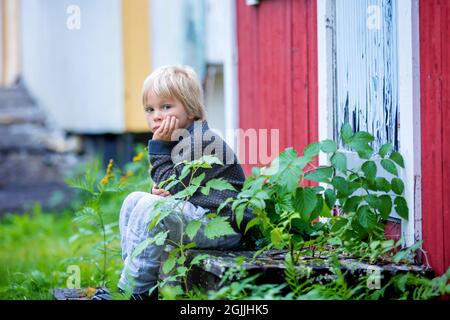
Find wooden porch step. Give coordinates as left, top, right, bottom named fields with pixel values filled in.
left=184, top=249, right=434, bottom=292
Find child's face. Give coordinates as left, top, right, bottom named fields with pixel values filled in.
left=144, top=92, right=194, bottom=133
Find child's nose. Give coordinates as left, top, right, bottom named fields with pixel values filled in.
left=152, top=110, right=163, bottom=120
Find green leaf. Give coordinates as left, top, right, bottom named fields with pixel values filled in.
left=177, top=255, right=186, bottom=265
left=162, top=255, right=176, bottom=274
left=324, top=189, right=336, bottom=209
left=365, top=194, right=379, bottom=208
left=174, top=185, right=198, bottom=198
left=234, top=204, right=246, bottom=229
left=131, top=238, right=153, bottom=259
left=185, top=220, right=202, bottom=241
left=311, top=186, right=325, bottom=193
left=191, top=173, right=206, bottom=186
left=320, top=140, right=337, bottom=153
left=320, top=202, right=332, bottom=218
left=394, top=196, right=409, bottom=220
left=304, top=167, right=333, bottom=183
left=341, top=124, right=354, bottom=144
left=331, top=218, right=348, bottom=233
left=164, top=179, right=180, bottom=191
left=205, top=178, right=236, bottom=192
left=304, top=142, right=321, bottom=158
left=73, top=207, right=98, bottom=224
left=391, top=178, right=405, bottom=195
left=343, top=196, right=361, bottom=213
left=349, top=141, right=374, bottom=159
left=176, top=266, right=188, bottom=277
left=178, top=166, right=191, bottom=182
left=293, top=188, right=317, bottom=220
left=147, top=203, right=170, bottom=231
left=310, top=196, right=324, bottom=220
left=331, top=176, right=349, bottom=196
left=379, top=143, right=393, bottom=158
left=381, top=159, right=398, bottom=176
left=250, top=198, right=265, bottom=210
left=352, top=131, right=375, bottom=143
left=361, top=161, right=377, bottom=181
left=204, top=217, right=236, bottom=239
left=245, top=217, right=260, bottom=234
left=154, top=230, right=168, bottom=246
left=390, top=152, right=405, bottom=168
left=331, top=152, right=347, bottom=173
left=200, top=185, right=210, bottom=196
left=375, top=177, right=391, bottom=192
left=357, top=205, right=377, bottom=229
left=191, top=254, right=208, bottom=266
left=205, top=213, right=218, bottom=219
left=271, top=228, right=284, bottom=247
left=267, top=148, right=302, bottom=193
left=378, top=195, right=393, bottom=219
left=218, top=197, right=234, bottom=214
left=132, top=231, right=168, bottom=258
left=190, top=155, right=223, bottom=167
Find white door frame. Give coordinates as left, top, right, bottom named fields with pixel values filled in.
left=224, top=0, right=239, bottom=149
left=317, top=0, right=421, bottom=247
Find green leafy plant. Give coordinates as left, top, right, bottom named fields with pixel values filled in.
left=65, top=145, right=151, bottom=288
left=232, top=124, right=409, bottom=261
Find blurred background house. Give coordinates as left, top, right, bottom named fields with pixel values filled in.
left=0, top=0, right=239, bottom=212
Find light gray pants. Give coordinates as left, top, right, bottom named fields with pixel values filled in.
left=118, top=191, right=241, bottom=294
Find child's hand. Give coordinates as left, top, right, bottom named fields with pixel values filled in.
left=152, top=184, right=171, bottom=197
left=152, top=116, right=179, bottom=141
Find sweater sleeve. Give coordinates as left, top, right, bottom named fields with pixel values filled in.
left=148, top=139, right=187, bottom=194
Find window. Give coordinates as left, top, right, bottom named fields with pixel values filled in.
left=333, top=0, right=399, bottom=152
left=318, top=0, right=421, bottom=246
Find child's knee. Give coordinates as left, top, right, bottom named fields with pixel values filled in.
left=135, top=193, right=163, bottom=208
left=130, top=194, right=165, bottom=223
left=123, top=191, right=149, bottom=208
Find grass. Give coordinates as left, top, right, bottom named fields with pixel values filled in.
left=0, top=203, right=122, bottom=300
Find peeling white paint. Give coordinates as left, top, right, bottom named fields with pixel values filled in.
left=333, top=0, right=399, bottom=152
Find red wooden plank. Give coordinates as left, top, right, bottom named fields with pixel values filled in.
left=440, top=0, right=450, bottom=274
left=285, top=0, right=293, bottom=148
left=258, top=0, right=289, bottom=154
left=237, top=1, right=260, bottom=174
left=306, top=0, right=318, bottom=147
left=291, top=0, right=318, bottom=187
left=420, top=0, right=445, bottom=275
left=292, top=0, right=311, bottom=155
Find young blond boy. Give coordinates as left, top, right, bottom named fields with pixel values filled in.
left=117, top=65, right=252, bottom=299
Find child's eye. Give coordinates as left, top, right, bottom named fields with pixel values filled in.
left=145, top=107, right=154, bottom=113
left=163, top=104, right=171, bottom=110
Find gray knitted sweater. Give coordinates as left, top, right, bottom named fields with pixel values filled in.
left=148, top=120, right=254, bottom=233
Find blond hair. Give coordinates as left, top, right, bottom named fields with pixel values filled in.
left=142, top=65, right=206, bottom=121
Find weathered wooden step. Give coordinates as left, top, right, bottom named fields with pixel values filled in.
left=184, top=249, right=434, bottom=292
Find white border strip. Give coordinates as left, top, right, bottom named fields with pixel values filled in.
left=397, top=0, right=421, bottom=247
left=224, top=0, right=239, bottom=151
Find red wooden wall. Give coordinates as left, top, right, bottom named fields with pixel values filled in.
left=236, top=0, right=318, bottom=175
left=420, top=0, right=450, bottom=276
